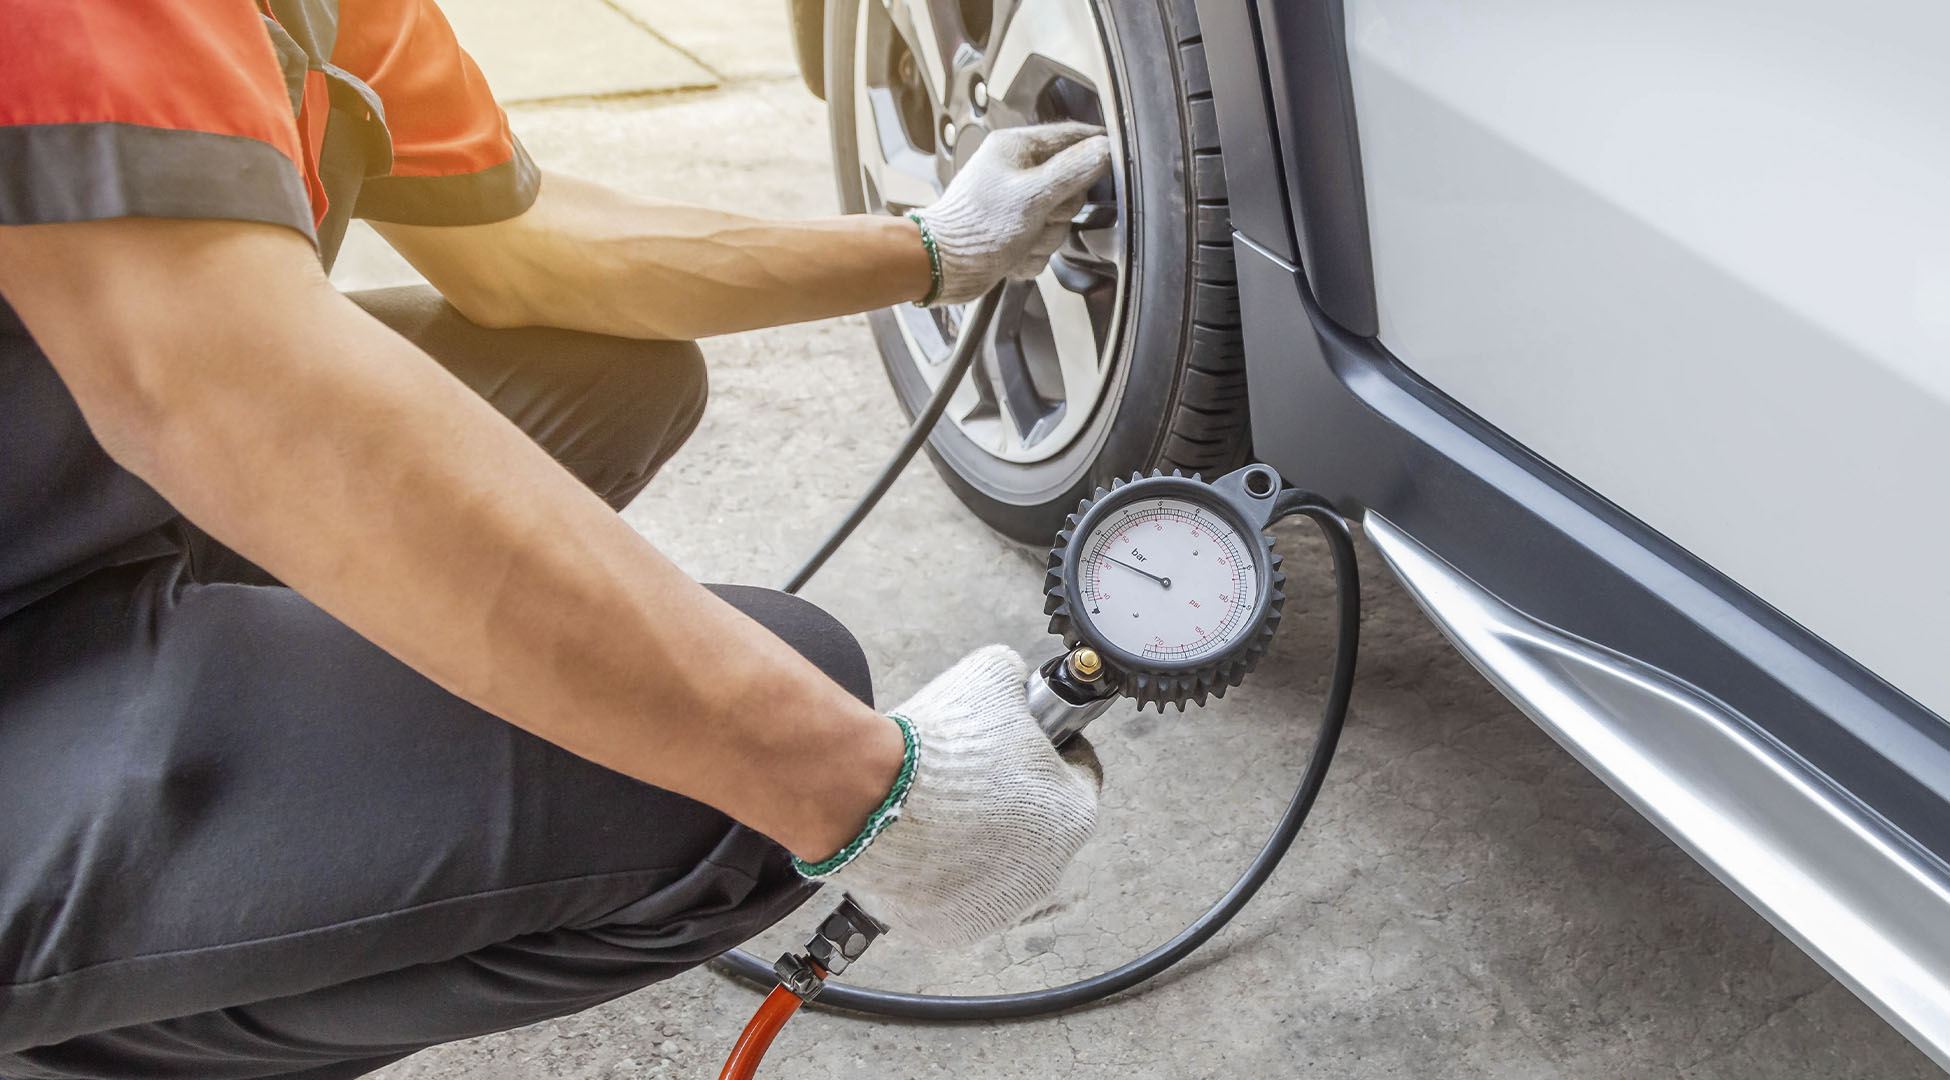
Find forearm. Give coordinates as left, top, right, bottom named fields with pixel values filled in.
left=4, top=221, right=899, bottom=860
left=378, top=173, right=934, bottom=339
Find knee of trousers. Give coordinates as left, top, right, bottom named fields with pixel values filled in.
left=345, top=285, right=710, bottom=510
left=584, top=337, right=708, bottom=508
left=704, top=584, right=873, bottom=709
left=619, top=336, right=708, bottom=462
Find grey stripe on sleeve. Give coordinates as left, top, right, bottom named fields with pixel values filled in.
left=352, top=136, right=540, bottom=226
left=0, top=122, right=315, bottom=238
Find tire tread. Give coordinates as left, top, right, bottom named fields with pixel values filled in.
left=1153, top=1, right=1252, bottom=478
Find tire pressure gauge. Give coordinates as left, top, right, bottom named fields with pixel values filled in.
left=1045, top=464, right=1288, bottom=710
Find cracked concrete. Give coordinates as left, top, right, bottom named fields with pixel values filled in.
left=331, top=0, right=1942, bottom=1075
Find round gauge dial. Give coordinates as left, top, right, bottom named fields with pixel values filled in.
left=1075, top=497, right=1261, bottom=665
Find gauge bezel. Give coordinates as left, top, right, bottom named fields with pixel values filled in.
left=1060, top=475, right=1276, bottom=677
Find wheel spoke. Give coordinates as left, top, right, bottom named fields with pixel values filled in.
left=882, top=302, right=985, bottom=432
left=983, top=0, right=1021, bottom=50
left=884, top=0, right=963, bottom=108
left=892, top=303, right=949, bottom=365
left=944, top=345, right=1012, bottom=454
left=1050, top=247, right=1115, bottom=286
left=980, top=323, right=1028, bottom=455
left=943, top=306, right=994, bottom=429
left=857, top=88, right=943, bottom=211
left=946, top=365, right=990, bottom=431
left=1036, top=266, right=1105, bottom=415
left=985, top=0, right=1111, bottom=102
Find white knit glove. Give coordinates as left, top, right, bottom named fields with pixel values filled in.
left=913, top=121, right=1112, bottom=306
left=796, top=645, right=1100, bottom=949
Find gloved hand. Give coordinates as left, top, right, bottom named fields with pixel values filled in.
left=795, top=645, right=1100, bottom=948
left=912, top=121, right=1112, bottom=306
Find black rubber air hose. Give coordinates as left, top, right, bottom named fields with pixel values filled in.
left=716, top=461, right=1361, bottom=1019
left=780, top=284, right=1002, bottom=594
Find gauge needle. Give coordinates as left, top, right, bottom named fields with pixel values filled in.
left=1103, top=555, right=1171, bottom=589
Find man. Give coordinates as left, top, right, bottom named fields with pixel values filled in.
left=0, top=1, right=1110, bottom=1076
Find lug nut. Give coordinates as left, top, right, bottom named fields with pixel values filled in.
left=941, top=119, right=957, bottom=149
left=971, top=79, right=989, bottom=111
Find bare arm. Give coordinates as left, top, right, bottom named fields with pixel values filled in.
left=373, top=173, right=935, bottom=340
left=0, top=217, right=903, bottom=860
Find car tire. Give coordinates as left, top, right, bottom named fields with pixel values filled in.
left=827, top=0, right=1249, bottom=545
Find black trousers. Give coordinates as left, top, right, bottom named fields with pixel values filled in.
left=0, top=288, right=853, bottom=1079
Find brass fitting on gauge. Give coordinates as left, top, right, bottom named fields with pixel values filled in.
left=1028, top=647, right=1119, bottom=746
left=1067, top=647, right=1104, bottom=682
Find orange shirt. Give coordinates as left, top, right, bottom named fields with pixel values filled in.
left=0, top=0, right=537, bottom=262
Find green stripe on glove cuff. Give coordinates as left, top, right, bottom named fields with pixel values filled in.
left=793, top=712, right=921, bottom=878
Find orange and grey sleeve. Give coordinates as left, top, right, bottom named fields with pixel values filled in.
left=333, top=0, right=541, bottom=226
left=0, top=0, right=314, bottom=236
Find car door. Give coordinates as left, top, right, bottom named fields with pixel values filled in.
left=1340, top=0, right=1950, bottom=718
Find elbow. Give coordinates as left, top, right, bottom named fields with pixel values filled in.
left=43, top=309, right=261, bottom=491
left=56, top=340, right=193, bottom=481
left=0, top=216, right=327, bottom=483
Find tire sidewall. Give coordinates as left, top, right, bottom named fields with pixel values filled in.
left=828, top=0, right=1198, bottom=545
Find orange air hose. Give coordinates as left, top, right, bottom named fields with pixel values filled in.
left=716, top=898, right=882, bottom=1078
left=716, top=973, right=819, bottom=1080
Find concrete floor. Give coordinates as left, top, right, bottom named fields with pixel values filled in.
left=332, top=3, right=1940, bottom=1076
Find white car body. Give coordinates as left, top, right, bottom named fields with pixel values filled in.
left=1345, top=0, right=1950, bottom=716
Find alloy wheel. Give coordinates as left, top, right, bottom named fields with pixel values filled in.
left=851, top=0, right=1130, bottom=465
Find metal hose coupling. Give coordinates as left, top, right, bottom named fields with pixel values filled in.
left=774, top=896, right=888, bottom=1002
left=719, top=899, right=888, bottom=1080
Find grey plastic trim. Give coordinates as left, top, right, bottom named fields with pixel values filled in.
left=1251, top=0, right=1377, bottom=336
left=1365, top=511, right=1950, bottom=1072
left=1191, top=0, right=1295, bottom=262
